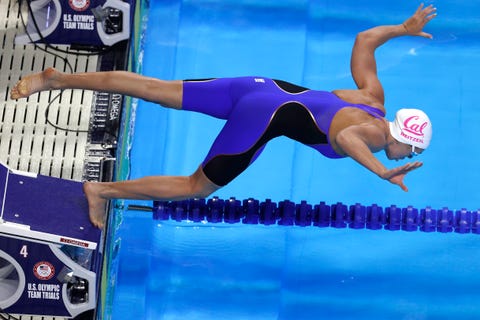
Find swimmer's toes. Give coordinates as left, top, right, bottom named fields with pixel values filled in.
left=10, top=88, right=18, bottom=100
left=19, top=84, right=29, bottom=98
left=12, top=79, right=35, bottom=99
left=89, top=212, right=103, bottom=229
left=10, top=83, right=24, bottom=99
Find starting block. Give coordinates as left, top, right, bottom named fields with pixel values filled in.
left=0, top=161, right=102, bottom=318
left=15, top=0, right=133, bottom=47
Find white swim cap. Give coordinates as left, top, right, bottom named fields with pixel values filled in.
left=389, top=108, right=432, bottom=149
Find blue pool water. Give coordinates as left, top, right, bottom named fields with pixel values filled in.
left=108, top=0, right=480, bottom=319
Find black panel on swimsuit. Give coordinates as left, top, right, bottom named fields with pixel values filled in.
left=203, top=102, right=328, bottom=186
left=273, top=79, right=310, bottom=94
left=184, top=78, right=216, bottom=82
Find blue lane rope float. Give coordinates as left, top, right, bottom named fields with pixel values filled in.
left=141, top=197, right=480, bottom=235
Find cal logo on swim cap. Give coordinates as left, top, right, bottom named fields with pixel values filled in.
left=389, top=108, right=432, bottom=149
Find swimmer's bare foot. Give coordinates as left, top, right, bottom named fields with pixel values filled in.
left=83, top=181, right=108, bottom=229
left=10, top=67, right=61, bottom=99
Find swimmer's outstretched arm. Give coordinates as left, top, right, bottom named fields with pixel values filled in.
left=335, top=123, right=422, bottom=192
left=334, top=4, right=436, bottom=191
left=350, top=3, right=437, bottom=105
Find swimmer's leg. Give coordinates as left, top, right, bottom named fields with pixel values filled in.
left=200, top=94, right=276, bottom=185
left=83, top=166, right=220, bottom=228
left=11, top=67, right=183, bottom=109
left=182, top=78, right=249, bottom=119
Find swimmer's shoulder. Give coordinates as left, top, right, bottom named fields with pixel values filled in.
left=332, top=89, right=385, bottom=114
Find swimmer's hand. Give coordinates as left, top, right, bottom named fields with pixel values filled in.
left=381, top=161, right=423, bottom=192
left=402, top=3, right=437, bottom=39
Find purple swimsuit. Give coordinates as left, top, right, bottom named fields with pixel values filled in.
left=182, top=77, right=385, bottom=186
